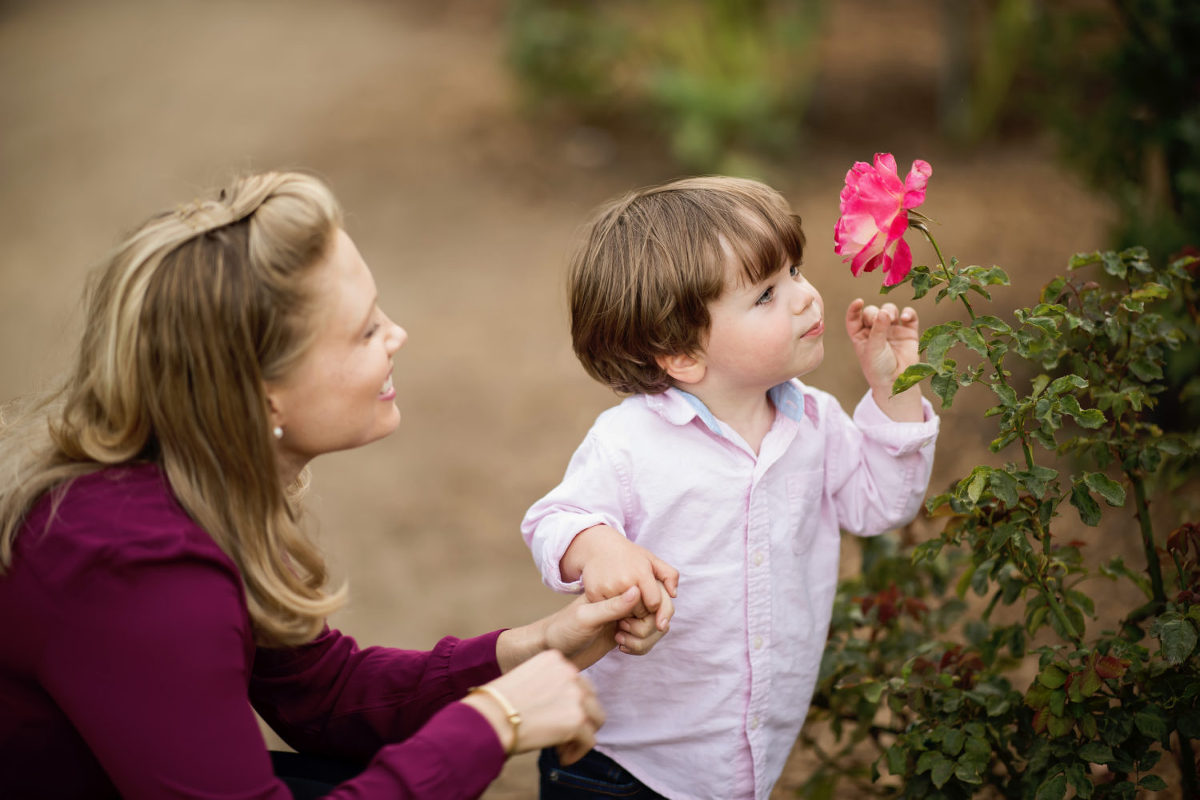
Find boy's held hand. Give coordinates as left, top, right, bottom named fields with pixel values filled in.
left=560, top=524, right=678, bottom=628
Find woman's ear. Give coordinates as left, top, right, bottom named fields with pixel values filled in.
left=263, top=385, right=285, bottom=431
left=655, top=352, right=706, bottom=386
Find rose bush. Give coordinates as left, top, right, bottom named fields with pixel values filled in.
left=834, top=152, right=933, bottom=286
left=800, top=157, right=1200, bottom=799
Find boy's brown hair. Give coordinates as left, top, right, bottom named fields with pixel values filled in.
left=568, top=176, right=807, bottom=394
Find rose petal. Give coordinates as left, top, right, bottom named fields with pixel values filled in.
left=884, top=238, right=913, bottom=285
left=903, top=160, right=932, bottom=209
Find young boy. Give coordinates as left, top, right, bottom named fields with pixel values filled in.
left=522, top=176, right=939, bottom=800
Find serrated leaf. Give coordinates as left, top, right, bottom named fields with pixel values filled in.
left=1070, top=483, right=1102, bottom=526
left=893, top=363, right=936, bottom=394
left=1157, top=616, right=1198, bottom=664
left=1129, top=358, right=1164, bottom=382
left=930, top=755, right=954, bottom=789
left=1083, top=472, right=1125, bottom=506
left=1077, top=742, right=1113, bottom=764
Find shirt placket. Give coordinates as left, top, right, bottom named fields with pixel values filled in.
left=744, top=466, right=772, bottom=797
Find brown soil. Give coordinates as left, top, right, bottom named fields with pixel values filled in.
left=1, top=1, right=1135, bottom=797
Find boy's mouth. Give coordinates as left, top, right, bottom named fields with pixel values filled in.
left=801, top=319, right=824, bottom=338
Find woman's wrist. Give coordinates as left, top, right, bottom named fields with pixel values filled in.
left=495, top=618, right=549, bottom=673
left=461, top=689, right=518, bottom=754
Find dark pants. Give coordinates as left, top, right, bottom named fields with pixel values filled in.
left=270, top=751, right=363, bottom=799
left=539, top=747, right=669, bottom=799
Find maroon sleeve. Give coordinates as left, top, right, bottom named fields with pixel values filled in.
left=251, top=628, right=508, bottom=795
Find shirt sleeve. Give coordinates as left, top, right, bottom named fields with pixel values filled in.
left=520, top=430, right=629, bottom=593
left=825, top=390, right=940, bottom=537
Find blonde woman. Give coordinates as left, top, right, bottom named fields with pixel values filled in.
left=0, top=171, right=669, bottom=799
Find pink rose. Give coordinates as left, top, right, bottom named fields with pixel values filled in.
left=834, top=153, right=932, bottom=286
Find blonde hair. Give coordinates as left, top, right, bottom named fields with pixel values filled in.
left=568, top=176, right=807, bottom=395
left=0, top=171, right=347, bottom=646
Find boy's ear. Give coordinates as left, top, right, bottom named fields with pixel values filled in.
left=655, top=352, right=706, bottom=385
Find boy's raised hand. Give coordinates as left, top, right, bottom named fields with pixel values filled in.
left=845, top=298, right=925, bottom=423
left=560, top=524, right=678, bottom=631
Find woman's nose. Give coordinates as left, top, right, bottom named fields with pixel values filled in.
left=388, top=324, right=408, bottom=353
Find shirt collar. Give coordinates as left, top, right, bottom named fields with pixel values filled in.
left=648, top=382, right=807, bottom=437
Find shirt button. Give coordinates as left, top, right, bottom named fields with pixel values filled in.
left=753, top=635, right=763, bottom=650
left=753, top=551, right=764, bottom=566
left=750, top=716, right=760, bottom=730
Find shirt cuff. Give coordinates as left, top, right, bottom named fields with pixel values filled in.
left=535, top=513, right=620, bottom=594
left=853, top=391, right=940, bottom=456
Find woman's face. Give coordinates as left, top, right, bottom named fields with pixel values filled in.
left=266, top=229, right=406, bottom=478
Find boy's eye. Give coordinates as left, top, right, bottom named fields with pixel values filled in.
left=789, top=263, right=801, bottom=278
left=756, top=287, right=775, bottom=305
left=365, top=322, right=380, bottom=339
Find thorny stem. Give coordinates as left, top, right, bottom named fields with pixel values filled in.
left=1129, top=472, right=1167, bottom=605
left=1021, top=521, right=1084, bottom=645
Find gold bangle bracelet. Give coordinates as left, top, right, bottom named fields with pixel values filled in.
left=468, top=685, right=521, bottom=755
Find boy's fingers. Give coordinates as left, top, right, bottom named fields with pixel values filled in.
left=651, top=557, right=680, bottom=597
left=638, top=575, right=662, bottom=613
left=655, top=591, right=674, bottom=631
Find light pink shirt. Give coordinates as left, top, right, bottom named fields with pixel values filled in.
left=521, top=380, right=938, bottom=800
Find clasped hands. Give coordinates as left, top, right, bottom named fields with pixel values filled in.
left=470, top=526, right=676, bottom=765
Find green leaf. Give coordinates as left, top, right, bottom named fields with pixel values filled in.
left=1156, top=615, right=1199, bottom=664
left=1139, top=775, right=1168, bottom=790
left=1100, top=251, right=1126, bottom=278
left=1129, top=358, right=1164, bottom=382
left=989, top=470, right=1020, bottom=507
left=974, top=314, right=1012, bottom=335
left=942, top=727, right=965, bottom=756
left=1070, top=482, right=1102, bottom=526
left=1036, top=772, right=1068, bottom=800
left=1038, top=664, right=1068, bottom=689
left=931, top=371, right=961, bottom=407
left=954, top=760, right=984, bottom=784
left=1083, top=472, right=1125, bottom=506
left=1134, top=709, right=1170, bottom=744
left=1078, top=742, right=1113, bottom=764
left=893, top=363, right=936, bottom=395
left=930, top=755, right=954, bottom=789
left=1048, top=374, right=1087, bottom=395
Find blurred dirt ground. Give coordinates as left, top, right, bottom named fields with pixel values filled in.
left=1, top=1, right=1132, bottom=797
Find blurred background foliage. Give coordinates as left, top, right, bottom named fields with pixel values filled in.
left=505, top=0, right=1200, bottom=430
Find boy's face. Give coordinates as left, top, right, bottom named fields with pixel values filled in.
left=699, top=258, right=825, bottom=393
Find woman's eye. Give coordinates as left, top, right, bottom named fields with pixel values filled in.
left=756, top=287, right=774, bottom=305
left=789, top=263, right=801, bottom=278
left=365, top=323, right=380, bottom=339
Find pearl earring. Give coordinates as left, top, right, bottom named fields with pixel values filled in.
left=273, top=426, right=284, bottom=440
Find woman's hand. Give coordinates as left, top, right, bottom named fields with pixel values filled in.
left=461, top=650, right=602, bottom=765
left=548, top=586, right=671, bottom=669
left=497, top=586, right=669, bottom=675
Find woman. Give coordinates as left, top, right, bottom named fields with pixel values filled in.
left=0, top=171, right=669, bottom=798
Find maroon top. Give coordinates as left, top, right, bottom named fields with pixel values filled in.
left=0, top=463, right=506, bottom=798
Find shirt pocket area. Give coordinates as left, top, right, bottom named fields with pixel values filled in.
left=787, top=470, right=825, bottom=555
